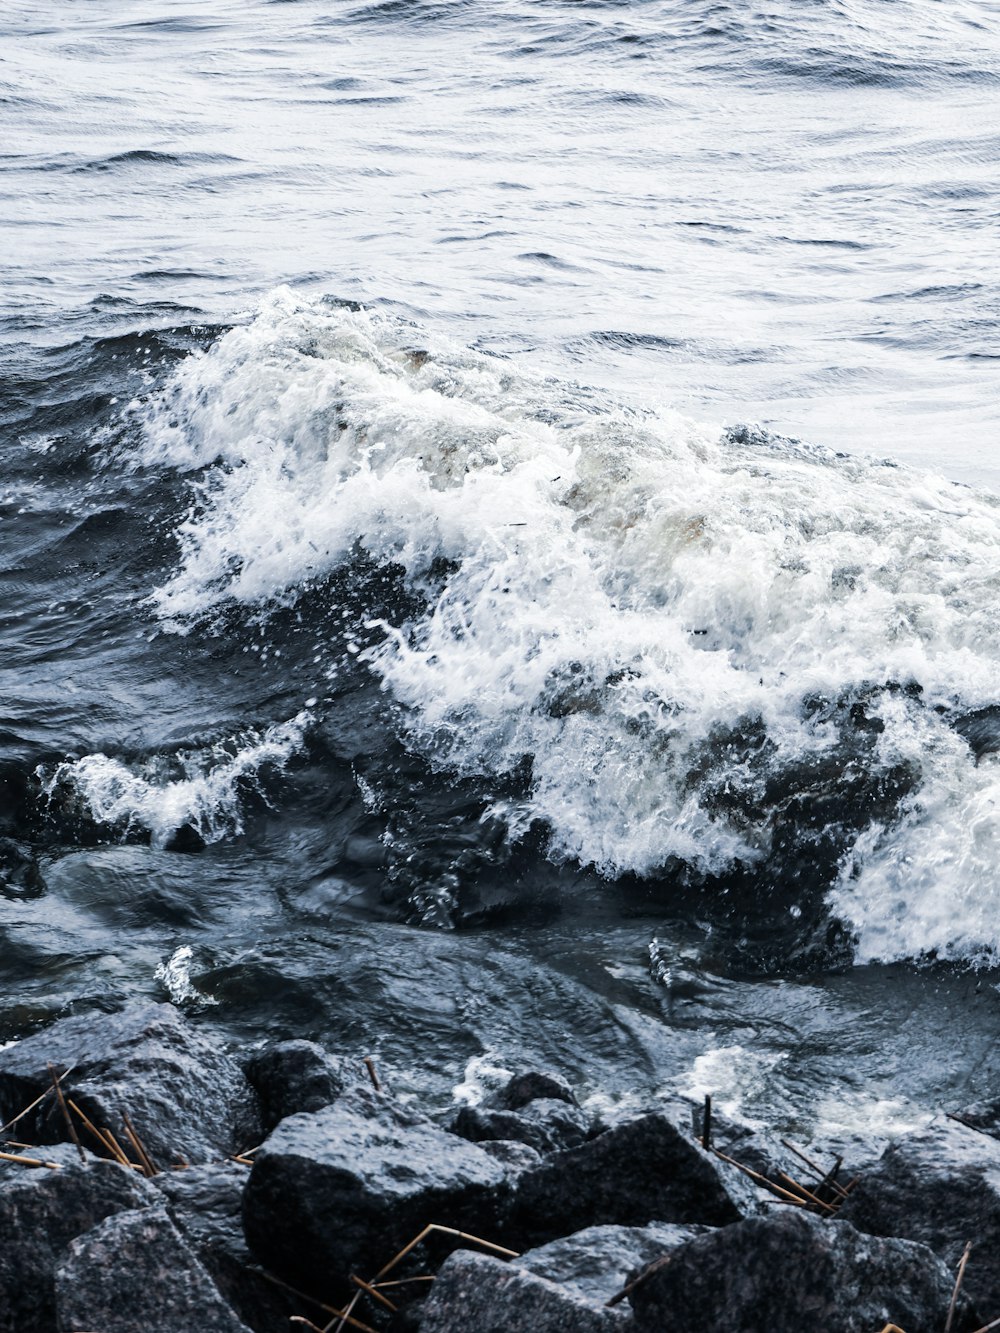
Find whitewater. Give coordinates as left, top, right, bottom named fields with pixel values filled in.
left=3, top=0, right=1000, bottom=1135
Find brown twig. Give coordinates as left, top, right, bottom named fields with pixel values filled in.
left=363, top=1057, right=381, bottom=1093
left=779, top=1138, right=849, bottom=1200
left=230, top=1155, right=255, bottom=1167
left=49, top=1063, right=86, bottom=1162
left=608, top=1253, right=675, bottom=1307
left=371, top=1224, right=519, bottom=1282
left=349, top=1275, right=397, bottom=1313
left=776, top=1170, right=837, bottom=1215
left=701, top=1094, right=712, bottom=1150
left=370, top=1276, right=435, bottom=1289
left=0, top=1149, right=62, bottom=1169
left=0, top=1062, right=77, bottom=1134
left=290, top=1320, right=326, bottom=1332
left=121, top=1112, right=158, bottom=1177
left=711, top=1147, right=821, bottom=1210
left=323, top=1293, right=378, bottom=1333
left=970, top=1318, right=1000, bottom=1333
left=66, top=1100, right=116, bottom=1159
left=99, top=1126, right=134, bottom=1169
left=946, top=1241, right=973, bottom=1333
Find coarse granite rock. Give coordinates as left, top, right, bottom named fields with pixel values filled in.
left=451, top=1097, right=591, bottom=1154
left=628, top=1207, right=978, bottom=1333
left=55, top=1205, right=253, bottom=1333
left=516, top=1222, right=707, bottom=1306
left=0, top=1003, right=260, bottom=1167
left=244, top=1039, right=359, bottom=1133
left=243, top=1087, right=508, bottom=1295
left=155, top=1161, right=297, bottom=1333
left=0, top=1146, right=158, bottom=1333
left=839, top=1114, right=1000, bottom=1317
left=510, top=1110, right=759, bottom=1245
left=477, top=1138, right=544, bottom=1175
left=489, top=1071, right=578, bottom=1111
left=419, top=1249, right=628, bottom=1332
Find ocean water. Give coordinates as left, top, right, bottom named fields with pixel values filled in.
left=2, top=0, right=1000, bottom=1137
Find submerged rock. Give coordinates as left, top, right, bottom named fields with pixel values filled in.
left=243, top=1087, right=508, bottom=1295
left=489, top=1070, right=578, bottom=1111
left=244, top=1038, right=359, bottom=1132
left=510, top=1110, right=759, bottom=1245
left=628, top=1208, right=977, bottom=1333
left=420, top=1249, right=628, bottom=1332
left=840, top=1115, right=1000, bottom=1317
left=0, top=1146, right=157, bottom=1333
left=0, top=1003, right=260, bottom=1168
left=55, top=1205, right=253, bottom=1333
left=0, top=835, right=44, bottom=897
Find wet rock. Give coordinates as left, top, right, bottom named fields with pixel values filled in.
left=0, top=1003, right=260, bottom=1168
left=0, top=836, right=44, bottom=897
left=419, top=1249, right=628, bottom=1332
left=477, top=1139, right=544, bottom=1175
left=490, top=1070, right=578, bottom=1111
left=243, top=1087, right=508, bottom=1295
left=164, top=821, right=207, bottom=853
left=510, top=1110, right=759, bottom=1245
left=244, top=1039, right=358, bottom=1133
left=55, top=1205, right=253, bottom=1333
left=839, top=1115, right=1000, bottom=1317
left=0, top=1146, right=157, bottom=1333
left=517, top=1222, right=707, bottom=1306
left=155, top=1162, right=297, bottom=1333
left=628, top=1208, right=977, bottom=1333
left=451, top=1097, right=591, bottom=1154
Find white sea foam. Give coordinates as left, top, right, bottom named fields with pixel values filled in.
left=155, top=944, right=219, bottom=1007
left=128, top=289, right=1000, bottom=962
left=39, top=711, right=310, bottom=847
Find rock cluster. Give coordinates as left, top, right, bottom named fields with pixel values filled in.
left=0, top=1003, right=993, bottom=1332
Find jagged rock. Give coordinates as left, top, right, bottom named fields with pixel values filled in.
left=489, top=1071, right=578, bottom=1111
left=510, top=1110, right=759, bottom=1245
left=419, top=1249, right=628, bottom=1332
left=0, top=1146, right=158, bottom=1333
left=155, top=1162, right=297, bottom=1333
left=451, top=1097, right=591, bottom=1154
left=628, top=1208, right=978, bottom=1333
left=477, top=1139, right=544, bottom=1174
left=243, top=1087, right=508, bottom=1295
left=244, top=1039, right=358, bottom=1132
left=839, top=1115, right=1000, bottom=1317
left=517, top=1222, right=707, bottom=1306
left=55, top=1205, right=253, bottom=1333
left=0, top=1003, right=260, bottom=1167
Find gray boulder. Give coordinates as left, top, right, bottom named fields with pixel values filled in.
left=0, top=1003, right=259, bottom=1167
left=243, top=1087, right=508, bottom=1294
left=243, top=1039, right=359, bottom=1133
left=511, top=1110, right=759, bottom=1245
left=0, top=1146, right=158, bottom=1333
left=517, top=1222, right=706, bottom=1306
left=420, top=1249, right=628, bottom=1332
left=451, top=1097, right=591, bottom=1154
left=628, top=1208, right=978, bottom=1333
left=155, top=1161, right=297, bottom=1333
left=55, top=1205, right=252, bottom=1333
left=840, top=1114, right=1000, bottom=1317
left=477, top=1139, right=544, bottom=1175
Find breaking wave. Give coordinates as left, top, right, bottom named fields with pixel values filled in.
left=119, top=289, right=1000, bottom=963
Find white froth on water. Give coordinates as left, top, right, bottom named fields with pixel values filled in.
left=155, top=944, right=219, bottom=1008
left=39, top=711, right=310, bottom=847
left=451, top=1053, right=515, bottom=1107
left=130, top=290, right=1000, bottom=961
left=673, top=1045, right=788, bottom=1127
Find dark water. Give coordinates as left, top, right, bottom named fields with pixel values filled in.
left=3, top=0, right=1000, bottom=1141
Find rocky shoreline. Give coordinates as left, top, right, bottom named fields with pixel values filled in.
left=1, top=1003, right=997, bottom=1332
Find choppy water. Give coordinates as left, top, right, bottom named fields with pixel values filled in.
left=2, top=0, right=1000, bottom=1140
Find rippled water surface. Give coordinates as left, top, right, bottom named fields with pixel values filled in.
left=2, top=0, right=1000, bottom=1138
